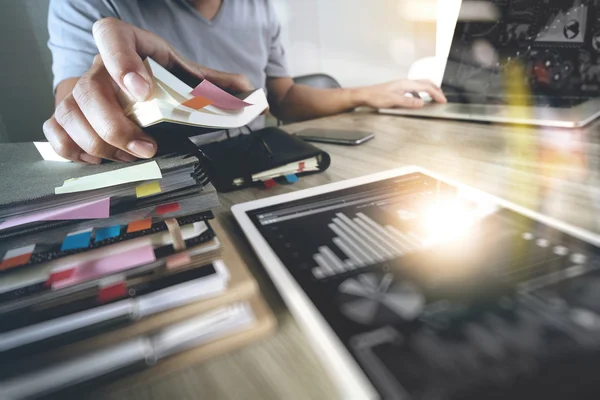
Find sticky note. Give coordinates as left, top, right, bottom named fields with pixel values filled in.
left=0, top=244, right=35, bottom=271
left=181, top=95, right=213, bottom=110
left=52, top=245, right=156, bottom=290
left=127, top=218, right=152, bottom=233
left=61, top=229, right=93, bottom=251
left=95, top=225, right=121, bottom=242
left=46, top=268, right=75, bottom=285
left=190, top=80, right=252, bottom=110
left=156, top=202, right=181, bottom=215
left=263, top=179, right=277, bottom=189
left=55, top=161, right=162, bottom=195
left=0, top=197, right=110, bottom=231
left=34, top=142, right=71, bottom=162
left=298, top=161, right=306, bottom=172
left=98, top=281, right=127, bottom=303
left=285, top=174, right=298, bottom=183
left=135, top=181, right=161, bottom=198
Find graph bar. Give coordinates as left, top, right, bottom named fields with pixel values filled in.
left=332, top=218, right=381, bottom=262
left=333, top=237, right=367, bottom=267
left=313, top=254, right=335, bottom=276
left=312, top=267, right=325, bottom=279
left=356, top=212, right=411, bottom=254
left=385, top=225, right=419, bottom=252
left=353, top=217, right=403, bottom=258
left=336, top=213, right=395, bottom=260
left=319, top=246, right=348, bottom=274
left=328, top=224, right=372, bottom=265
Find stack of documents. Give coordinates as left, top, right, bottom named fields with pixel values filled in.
left=0, top=143, right=275, bottom=399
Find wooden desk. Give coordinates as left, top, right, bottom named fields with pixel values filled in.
left=100, top=111, right=600, bottom=400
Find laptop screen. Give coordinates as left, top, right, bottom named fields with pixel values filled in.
left=441, top=0, right=600, bottom=102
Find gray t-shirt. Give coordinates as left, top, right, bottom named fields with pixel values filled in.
left=48, top=0, right=290, bottom=91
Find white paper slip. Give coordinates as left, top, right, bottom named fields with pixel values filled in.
left=34, top=142, right=71, bottom=163
left=55, top=161, right=162, bottom=195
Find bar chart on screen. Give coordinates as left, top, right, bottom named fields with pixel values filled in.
left=311, top=211, right=426, bottom=280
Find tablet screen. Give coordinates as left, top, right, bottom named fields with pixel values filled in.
left=246, top=172, right=600, bottom=399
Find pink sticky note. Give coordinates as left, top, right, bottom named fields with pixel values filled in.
left=51, top=245, right=156, bottom=290
left=190, top=80, right=252, bottom=110
left=0, top=197, right=110, bottom=231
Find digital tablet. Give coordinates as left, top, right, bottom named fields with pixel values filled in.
left=232, top=166, right=600, bottom=400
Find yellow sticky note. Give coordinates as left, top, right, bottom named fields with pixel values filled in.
left=135, top=181, right=161, bottom=198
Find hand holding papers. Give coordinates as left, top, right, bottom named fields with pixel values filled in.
left=122, top=58, right=268, bottom=129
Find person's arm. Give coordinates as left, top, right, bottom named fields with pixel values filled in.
left=261, top=2, right=445, bottom=123
left=44, top=17, right=253, bottom=163
left=267, top=77, right=447, bottom=123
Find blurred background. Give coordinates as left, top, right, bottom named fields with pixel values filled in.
left=0, top=0, right=459, bottom=143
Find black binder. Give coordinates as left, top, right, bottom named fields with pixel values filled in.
left=197, top=127, right=331, bottom=192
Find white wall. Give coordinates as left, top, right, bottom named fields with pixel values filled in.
left=272, top=0, right=437, bottom=87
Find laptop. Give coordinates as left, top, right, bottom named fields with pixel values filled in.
left=380, top=0, right=600, bottom=128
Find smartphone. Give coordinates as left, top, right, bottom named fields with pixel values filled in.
left=295, top=128, right=375, bottom=145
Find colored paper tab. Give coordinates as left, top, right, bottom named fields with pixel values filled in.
left=156, top=202, right=181, bottom=215
left=46, top=268, right=75, bottom=286
left=298, top=161, right=306, bottom=172
left=263, top=179, right=277, bottom=189
left=0, top=197, right=110, bottom=231
left=0, top=245, right=35, bottom=271
left=61, top=229, right=93, bottom=251
left=190, top=80, right=252, bottom=110
left=33, top=142, right=71, bottom=162
left=127, top=218, right=152, bottom=233
left=285, top=174, right=299, bottom=183
left=181, top=95, right=213, bottom=110
left=135, top=181, right=161, bottom=198
left=98, top=281, right=127, bottom=303
left=52, top=245, right=156, bottom=290
left=55, top=161, right=162, bottom=195
left=95, top=225, right=121, bottom=242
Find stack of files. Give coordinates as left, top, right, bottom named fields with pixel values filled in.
left=0, top=142, right=275, bottom=398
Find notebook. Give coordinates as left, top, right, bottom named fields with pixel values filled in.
left=120, top=58, right=270, bottom=129
left=198, top=127, right=331, bottom=192
left=0, top=143, right=203, bottom=216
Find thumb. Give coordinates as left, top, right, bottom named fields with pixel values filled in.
left=92, top=18, right=154, bottom=102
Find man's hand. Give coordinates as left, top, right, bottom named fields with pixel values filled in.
left=44, top=18, right=254, bottom=163
left=352, top=79, right=447, bottom=109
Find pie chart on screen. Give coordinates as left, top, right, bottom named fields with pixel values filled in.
left=338, top=272, right=425, bottom=325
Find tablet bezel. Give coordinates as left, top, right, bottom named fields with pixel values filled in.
left=232, top=165, right=600, bottom=399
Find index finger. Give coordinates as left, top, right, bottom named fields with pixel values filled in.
left=406, top=80, right=447, bottom=103
left=92, top=18, right=172, bottom=102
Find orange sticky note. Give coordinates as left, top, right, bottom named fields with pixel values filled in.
left=0, top=244, right=35, bottom=271
left=181, top=96, right=213, bottom=110
left=127, top=218, right=152, bottom=233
